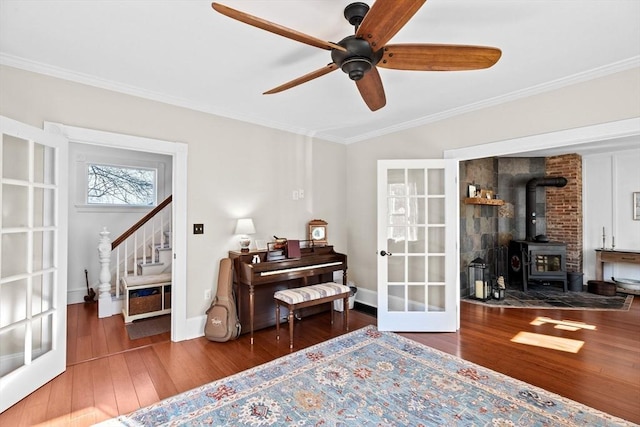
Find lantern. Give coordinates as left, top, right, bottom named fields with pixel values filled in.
left=493, top=275, right=506, bottom=300
left=468, top=257, right=491, bottom=301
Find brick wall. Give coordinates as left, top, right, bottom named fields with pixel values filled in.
left=545, top=154, right=583, bottom=272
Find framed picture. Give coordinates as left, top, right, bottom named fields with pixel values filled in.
left=634, top=192, right=640, bottom=221
left=255, top=239, right=268, bottom=250
left=468, top=184, right=477, bottom=198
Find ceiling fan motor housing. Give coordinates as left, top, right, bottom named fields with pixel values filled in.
left=344, top=2, right=370, bottom=28
left=331, top=35, right=382, bottom=80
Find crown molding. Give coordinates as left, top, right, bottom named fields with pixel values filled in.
left=340, top=56, right=640, bottom=144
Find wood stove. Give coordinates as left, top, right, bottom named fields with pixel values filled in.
left=509, top=240, right=568, bottom=292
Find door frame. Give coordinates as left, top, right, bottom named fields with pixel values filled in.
left=44, top=122, right=190, bottom=342
left=443, top=118, right=640, bottom=161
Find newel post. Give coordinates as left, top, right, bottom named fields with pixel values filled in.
left=97, top=227, right=112, bottom=318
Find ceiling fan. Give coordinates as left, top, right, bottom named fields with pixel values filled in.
left=212, top=1, right=501, bottom=111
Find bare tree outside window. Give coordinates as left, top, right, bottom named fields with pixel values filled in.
left=87, top=164, right=156, bottom=205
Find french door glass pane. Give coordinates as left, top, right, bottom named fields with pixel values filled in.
left=33, top=188, right=56, bottom=228
left=407, top=256, right=425, bottom=282
left=2, top=233, right=28, bottom=278
left=428, top=286, right=446, bottom=311
left=32, top=314, right=53, bottom=361
left=0, top=278, right=27, bottom=328
left=408, top=285, right=425, bottom=312
left=387, top=256, right=404, bottom=282
left=388, top=285, right=405, bottom=311
left=33, top=143, right=55, bottom=185
left=32, top=231, right=55, bottom=271
left=427, top=198, right=445, bottom=224
left=2, top=183, right=28, bottom=228
left=428, top=256, right=445, bottom=282
left=387, top=227, right=405, bottom=253
left=32, top=272, right=54, bottom=315
left=427, top=169, right=444, bottom=195
left=428, top=227, right=445, bottom=252
left=0, top=324, right=26, bottom=376
left=407, top=227, right=425, bottom=253
left=2, top=135, right=29, bottom=181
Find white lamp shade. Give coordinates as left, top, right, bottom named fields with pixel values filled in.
left=234, top=218, right=256, bottom=235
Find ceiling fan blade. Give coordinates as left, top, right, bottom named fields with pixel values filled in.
left=356, top=67, right=386, bottom=111
left=377, top=44, right=502, bottom=71
left=356, top=0, right=426, bottom=51
left=212, top=3, right=346, bottom=52
left=264, top=63, right=339, bottom=94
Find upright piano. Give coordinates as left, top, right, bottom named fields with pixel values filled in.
left=229, top=245, right=347, bottom=343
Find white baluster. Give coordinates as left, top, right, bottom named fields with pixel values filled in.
left=115, top=248, right=121, bottom=299
left=151, top=218, right=156, bottom=261
left=160, top=211, right=165, bottom=248
left=97, top=227, right=112, bottom=318
left=143, top=226, right=147, bottom=265
left=134, top=231, right=138, bottom=271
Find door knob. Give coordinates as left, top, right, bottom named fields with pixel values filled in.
left=379, top=250, right=392, bottom=256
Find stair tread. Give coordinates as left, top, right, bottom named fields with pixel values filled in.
left=121, top=272, right=171, bottom=286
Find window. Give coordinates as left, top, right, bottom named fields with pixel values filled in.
left=87, top=163, right=157, bottom=206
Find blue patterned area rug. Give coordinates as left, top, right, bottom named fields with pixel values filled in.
left=99, top=326, right=631, bottom=426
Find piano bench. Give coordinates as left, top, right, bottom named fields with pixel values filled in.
left=274, top=282, right=350, bottom=349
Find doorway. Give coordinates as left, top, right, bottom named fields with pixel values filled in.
left=44, top=122, right=189, bottom=342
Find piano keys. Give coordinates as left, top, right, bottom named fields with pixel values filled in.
left=229, top=246, right=347, bottom=344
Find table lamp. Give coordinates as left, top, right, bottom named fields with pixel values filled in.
left=235, top=218, right=256, bottom=252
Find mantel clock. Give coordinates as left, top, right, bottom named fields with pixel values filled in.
left=308, top=219, right=328, bottom=245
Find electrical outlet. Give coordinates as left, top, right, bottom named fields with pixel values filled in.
left=193, top=223, right=204, bottom=234
left=205, top=289, right=212, bottom=300
left=299, top=189, right=304, bottom=199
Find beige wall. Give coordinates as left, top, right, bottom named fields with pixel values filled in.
left=2, top=64, right=639, bottom=313
left=0, top=65, right=346, bottom=318
left=345, top=67, right=640, bottom=300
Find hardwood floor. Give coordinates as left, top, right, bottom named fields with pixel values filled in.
left=1, top=298, right=639, bottom=425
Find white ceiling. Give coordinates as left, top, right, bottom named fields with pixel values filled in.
left=1, top=0, right=639, bottom=145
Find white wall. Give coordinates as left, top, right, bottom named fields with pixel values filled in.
left=345, top=67, right=640, bottom=303
left=584, top=148, right=640, bottom=281
left=66, top=142, right=172, bottom=304
left=0, top=65, right=347, bottom=319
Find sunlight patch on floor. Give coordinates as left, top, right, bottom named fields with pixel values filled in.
left=529, top=316, right=597, bottom=331
left=511, top=331, right=584, bottom=353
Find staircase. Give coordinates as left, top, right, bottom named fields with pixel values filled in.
left=97, top=195, right=173, bottom=319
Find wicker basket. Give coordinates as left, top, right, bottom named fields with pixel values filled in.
left=129, top=293, right=162, bottom=315
left=165, top=292, right=172, bottom=309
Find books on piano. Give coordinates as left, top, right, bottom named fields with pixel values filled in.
left=287, top=240, right=301, bottom=259
left=267, top=249, right=285, bottom=261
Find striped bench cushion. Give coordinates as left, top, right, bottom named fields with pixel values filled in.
left=274, top=283, right=349, bottom=305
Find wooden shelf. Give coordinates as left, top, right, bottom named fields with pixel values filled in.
left=464, top=197, right=505, bottom=206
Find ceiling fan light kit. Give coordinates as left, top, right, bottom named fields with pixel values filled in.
left=212, top=1, right=501, bottom=111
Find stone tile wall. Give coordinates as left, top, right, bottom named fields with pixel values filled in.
left=459, top=155, right=582, bottom=296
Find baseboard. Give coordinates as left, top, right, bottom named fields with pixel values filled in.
left=354, top=301, right=377, bottom=317
left=67, top=288, right=90, bottom=305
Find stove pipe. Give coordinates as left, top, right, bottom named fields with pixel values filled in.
left=525, top=177, right=567, bottom=241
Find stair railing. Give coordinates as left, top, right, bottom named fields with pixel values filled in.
left=97, top=195, right=172, bottom=318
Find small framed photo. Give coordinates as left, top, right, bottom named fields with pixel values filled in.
left=468, top=184, right=477, bottom=198
left=634, top=192, right=640, bottom=221
left=255, top=239, right=268, bottom=250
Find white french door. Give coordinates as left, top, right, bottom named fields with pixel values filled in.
left=0, top=116, right=68, bottom=412
left=377, top=159, right=459, bottom=332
